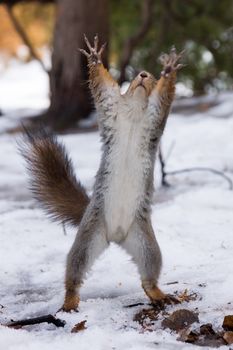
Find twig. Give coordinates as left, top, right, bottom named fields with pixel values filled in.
left=124, top=302, right=147, bottom=308
left=166, top=167, right=233, bottom=190
left=6, top=314, right=66, bottom=328
left=118, top=0, right=153, bottom=84
left=165, top=281, right=179, bottom=285
left=5, top=4, right=49, bottom=74
left=158, top=144, right=232, bottom=190
left=164, top=140, right=176, bottom=162
left=158, top=146, right=170, bottom=187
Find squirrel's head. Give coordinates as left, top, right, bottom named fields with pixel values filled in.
left=125, top=71, right=156, bottom=100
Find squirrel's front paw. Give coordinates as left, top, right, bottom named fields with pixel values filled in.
left=79, top=34, right=106, bottom=65
left=159, top=47, right=185, bottom=77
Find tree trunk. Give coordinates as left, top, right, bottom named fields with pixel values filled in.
left=47, top=0, right=109, bottom=130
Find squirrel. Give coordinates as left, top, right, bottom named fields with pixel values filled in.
left=21, top=35, right=184, bottom=312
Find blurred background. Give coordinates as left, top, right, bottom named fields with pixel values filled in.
left=0, top=0, right=232, bottom=132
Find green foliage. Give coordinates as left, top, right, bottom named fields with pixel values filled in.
left=110, top=0, right=233, bottom=94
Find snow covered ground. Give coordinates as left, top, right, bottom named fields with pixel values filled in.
left=0, top=61, right=233, bottom=349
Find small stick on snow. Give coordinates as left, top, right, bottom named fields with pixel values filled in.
left=6, top=314, right=66, bottom=329
left=165, top=281, right=179, bottom=285
left=166, top=167, right=233, bottom=190
left=124, top=302, right=147, bottom=308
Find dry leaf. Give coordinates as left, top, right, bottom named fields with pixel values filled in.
left=200, top=323, right=216, bottom=336
left=177, top=289, right=198, bottom=303
left=223, top=331, right=233, bottom=345
left=178, top=329, right=199, bottom=343
left=195, top=336, right=226, bottom=348
left=134, top=307, right=160, bottom=328
left=223, top=315, right=233, bottom=331
left=162, top=309, right=199, bottom=331
left=71, top=320, right=87, bottom=333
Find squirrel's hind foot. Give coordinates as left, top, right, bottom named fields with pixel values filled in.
left=143, top=283, right=180, bottom=310
left=59, top=294, right=80, bottom=313
left=150, top=294, right=180, bottom=310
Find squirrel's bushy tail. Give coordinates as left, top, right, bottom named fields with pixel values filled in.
left=20, top=128, right=90, bottom=226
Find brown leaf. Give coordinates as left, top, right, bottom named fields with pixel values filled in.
left=195, top=336, right=226, bottom=348
left=178, top=329, right=199, bottom=343
left=71, top=320, right=87, bottom=333
left=162, top=309, right=199, bottom=331
left=134, top=307, right=160, bottom=328
left=179, top=327, right=226, bottom=347
left=200, top=323, right=216, bottom=336
left=223, top=331, right=233, bottom=345
left=177, top=289, right=198, bottom=303
left=223, top=315, right=233, bottom=331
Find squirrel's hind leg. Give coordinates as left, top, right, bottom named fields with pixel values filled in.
left=62, top=220, right=108, bottom=312
left=121, top=219, right=177, bottom=306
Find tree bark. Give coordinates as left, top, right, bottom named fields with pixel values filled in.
left=47, top=0, right=109, bottom=130
left=5, top=4, right=49, bottom=73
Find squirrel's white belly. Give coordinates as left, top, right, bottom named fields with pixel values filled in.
left=104, top=115, right=146, bottom=242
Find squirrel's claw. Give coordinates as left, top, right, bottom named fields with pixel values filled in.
left=94, top=34, right=99, bottom=51
left=83, top=33, right=92, bottom=52
left=98, top=42, right=106, bottom=56
left=176, top=49, right=186, bottom=60
left=79, top=48, right=90, bottom=58
left=159, top=53, right=170, bottom=66
left=175, top=63, right=185, bottom=71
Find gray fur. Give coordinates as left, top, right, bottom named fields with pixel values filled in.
left=65, top=74, right=171, bottom=303
left=21, top=38, right=181, bottom=310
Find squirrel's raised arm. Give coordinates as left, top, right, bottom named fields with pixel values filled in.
left=148, top=47, right=185, bottom=133
left=80, top=35, right=120, bottom=125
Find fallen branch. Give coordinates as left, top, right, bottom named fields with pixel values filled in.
left=124, top=302, right=146, bottom=308
left=6, top=314, right=65, bottom=329
left=166, top=167, right=233, bottom=190
left=158, top=145, right=232, bottom=190
left=5, top=4, right=49, bottom=74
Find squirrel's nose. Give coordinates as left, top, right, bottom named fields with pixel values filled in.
left=140, top=71, right=148, bottom=78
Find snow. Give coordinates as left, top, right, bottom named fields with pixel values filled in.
left=0, top=59, right=49, bottom=133
left=1, top=60, right=233, bottom=349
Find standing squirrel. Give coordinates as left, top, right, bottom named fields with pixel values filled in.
left=21, top=35, right=184, bottom=312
